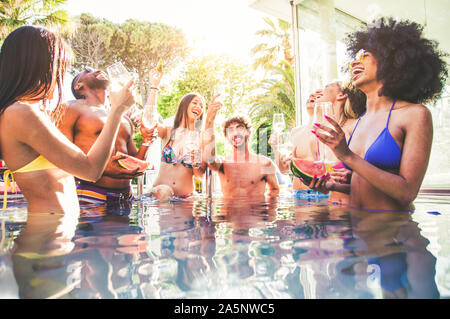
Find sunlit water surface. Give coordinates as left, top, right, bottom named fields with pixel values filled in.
left=0, top=192, right=449, bottom=299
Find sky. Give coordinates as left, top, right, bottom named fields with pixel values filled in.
left=63, top=0, right=269, bottom=63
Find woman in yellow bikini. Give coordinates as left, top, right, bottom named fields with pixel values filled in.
left=0, top=26, right=135, bottom=214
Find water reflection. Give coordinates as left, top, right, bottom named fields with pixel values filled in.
left=11, top=211, right=80, bottom=298
left=342, top=208, right=439, bottom=299
left=0, top=195, right=442, bottom=299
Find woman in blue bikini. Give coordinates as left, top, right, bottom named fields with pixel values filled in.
left=307, top=17, right=448, bottom=211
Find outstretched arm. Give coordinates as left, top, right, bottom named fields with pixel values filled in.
left=8, top=81, right=135, bottom=182
left=202, top=94, right=223, bottom=170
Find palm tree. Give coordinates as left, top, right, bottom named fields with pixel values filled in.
left=251, top=17, right=294, bottom=73
left=249, top=60, right=296, bottom=131
left=0, top=0, right=69, bottom=40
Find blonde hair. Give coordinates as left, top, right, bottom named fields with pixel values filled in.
left=342, top=82, right=367, bottom=119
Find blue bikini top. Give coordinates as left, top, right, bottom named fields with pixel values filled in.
left=342, top=100, right=401, bottom=171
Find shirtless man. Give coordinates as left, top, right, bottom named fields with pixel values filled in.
left=204, top=109, right=279, bottom=199
left=59, top=66, right=155, bottom=204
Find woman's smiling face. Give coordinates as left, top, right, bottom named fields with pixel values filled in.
left=187, top=96, right=204, bottom=121
left=349, top=49, right=378, bottom=88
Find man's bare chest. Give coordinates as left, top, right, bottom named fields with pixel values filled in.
left=76, top=112, right=132, bottom=138
left=223, top=163, right=265, bottom=185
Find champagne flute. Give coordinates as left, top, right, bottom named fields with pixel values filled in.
left=106, top=62, right=132, bottom=92
left=313, top=102, right=332, bottom=162
left=278, top=131, right=294, bottom=158
left=321, top=102, right=333, bottom=163
left=312, top=102, right=324, bottom=162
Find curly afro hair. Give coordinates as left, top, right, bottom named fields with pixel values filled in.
left=345, top=17, right=448, bottom=104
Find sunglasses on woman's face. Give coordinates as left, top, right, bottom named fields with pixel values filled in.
left=348, top=49, right=366, bottom=72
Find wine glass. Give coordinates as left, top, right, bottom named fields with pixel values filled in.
left=106, top=62, right=132, bottom=92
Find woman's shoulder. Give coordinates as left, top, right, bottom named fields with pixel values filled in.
left=394, top=102, right=432, bottom=131
left=4, top=101, right=34, bottom=113
left=395, top=102, right=431, bottom=120
left=2, top=101, right=41, bottom=123
left=395, top=101, right=429, bottom=113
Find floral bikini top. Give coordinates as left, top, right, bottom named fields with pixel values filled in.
left=161, top=130, right=194, bottom=169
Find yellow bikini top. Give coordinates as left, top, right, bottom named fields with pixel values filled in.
left=3, top=155, right=57, bottom=210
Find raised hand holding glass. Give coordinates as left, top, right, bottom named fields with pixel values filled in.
left=106, top=62, right=132, bottom=92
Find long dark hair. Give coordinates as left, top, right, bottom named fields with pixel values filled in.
left=0, top=26, right=72, bottom=125
left=173, top=93, right=205, bottom=129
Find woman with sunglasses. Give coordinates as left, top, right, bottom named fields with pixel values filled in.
left=0, top=26, right=135, bottom=214
left=307, top=17, right=448, bottom=211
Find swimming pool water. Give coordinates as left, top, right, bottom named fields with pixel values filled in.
left=0, top=192, right=449, bottom=299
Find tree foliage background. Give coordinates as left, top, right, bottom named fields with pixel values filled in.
left=66, top=13, right=188, bottom=106
left=0, top=0, right=70, bottom=40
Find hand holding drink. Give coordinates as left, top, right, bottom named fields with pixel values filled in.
left=328, top=164, right=352, bottom=184
left=184, top=130, right=202, bottom=168
left=106, top=62, right=136, bottom=114
left=140, top=121, right=158, bottom=146
left=107, top=62, right=133, bottom=92
left=108, top=78, right=135, bottom=114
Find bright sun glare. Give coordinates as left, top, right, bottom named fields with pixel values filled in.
left=64, top=0, right=268, bottom=62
